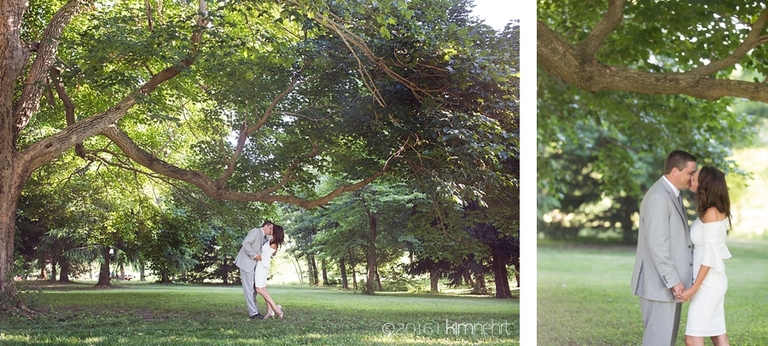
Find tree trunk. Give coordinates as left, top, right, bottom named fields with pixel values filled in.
left=473, top=272, right=488, bottom=295
left=58, top=255, right=71, bottom=283
left=492, top=254, right=512, bottom=298
left=50, top=261, right=57, bottom=281
left=512, top=255, right=520, bottom=288
left=307, top=255, right=318, bottom=285
left=139, top=259, right=146, bottom=281
left=375, top=269, right=382, bottom=291
left=221, top=257, right=229, bottom=285
left=365, top=212, right=377, bottom=294
left=464, top=272, right=475, bottom=287
left=160, top=268, right=170, bottom=283
left=0, top=0, right=35, bottom=309
left=321, top=259, right=328, bottom=286
left=339, top=257, right=348, bottom=289
left=348, top=247, right=357, bottom=290
left=96, top=247, right=112, bottom=287
left=430, top=269, right=439, bottom=293
left=292, top=256, right=304, bottom=284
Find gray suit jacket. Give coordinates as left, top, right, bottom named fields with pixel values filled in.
left=234, top=227, right=266, bottom=273
left=631, top=177, right=693, bottom=302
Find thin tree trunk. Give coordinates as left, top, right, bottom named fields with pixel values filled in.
left=321, top=259, right=328, bottom=286
left=291, top=256, right=304, bottom=284
left=221, top=257, right=229, bottom=285
left=350, top=251, right=358, bottom=291
left=139, top=259, right=146, bottom=281
left=365, top=210, right=377, bottom=294
left=119, top=262, right=126, bottom=281
left=50, top=261, right=57, bottom=281
left=339, top=257, right=348, bottom=289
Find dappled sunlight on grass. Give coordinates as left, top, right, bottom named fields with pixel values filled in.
left=1, top=284, right=518, bottom=345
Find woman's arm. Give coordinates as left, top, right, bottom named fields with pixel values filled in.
left=679, top=207, right=724, bottom=301
left=679, top=264, right=710, bottom=301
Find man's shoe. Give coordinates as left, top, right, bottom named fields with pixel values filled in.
left=248, top=313, right=265, bottom=321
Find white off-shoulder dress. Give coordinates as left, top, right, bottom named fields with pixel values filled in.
left=685, top=217, right=732, bottom=336
left=254, top=241, right=275, bottom=288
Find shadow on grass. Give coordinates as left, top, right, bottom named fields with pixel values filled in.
left=2, top=282, right=519, bottom=345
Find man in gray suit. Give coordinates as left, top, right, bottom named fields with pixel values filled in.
left=235, top=221, right=274, bottom=320
left=631, top=150, right=697, bottom=346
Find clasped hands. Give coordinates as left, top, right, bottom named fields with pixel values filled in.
left=672, top=282, right=697, bottom=302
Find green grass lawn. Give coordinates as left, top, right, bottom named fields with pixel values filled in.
left=538, top=240, right=768, bottom=345
left=0, top=283, right=518, bottom=345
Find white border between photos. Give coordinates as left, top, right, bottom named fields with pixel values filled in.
left=519, top=0, right=537, bottom=345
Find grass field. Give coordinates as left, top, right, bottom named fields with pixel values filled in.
left=538, top=240, right=768, bottom=345
left=0, top=283, right=518, bottom=345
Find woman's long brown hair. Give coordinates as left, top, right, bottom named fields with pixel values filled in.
left=271, top=225, right=285, bottom=250
left=695, top=166, right=732, bottom=227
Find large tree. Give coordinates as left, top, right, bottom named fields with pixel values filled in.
left=2, top=0, right=517, bottom=311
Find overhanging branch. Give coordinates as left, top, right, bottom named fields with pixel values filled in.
left=100, top=125, right=388, bottom=209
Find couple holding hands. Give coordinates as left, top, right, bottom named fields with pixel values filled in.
left=235, top=221, right=286, bottom=321
left=632, top=150, right=733, bottom=346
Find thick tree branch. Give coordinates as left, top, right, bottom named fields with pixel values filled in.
left=51, top=67, right=86, bottom=158
left=13, top=0, right=92, bottom=141
left=538, top=20, right=768, bottom=104
left=99, top=125, right=386, bottom=209
left=18, top=0, right=208, bottom=172
left=688, top=7, right=768, bottom=76
left=580, top=0, right=625, bottom=60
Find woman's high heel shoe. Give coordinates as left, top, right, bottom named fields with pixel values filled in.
left=264, top=310, right=275, bottom=319
left=276, top=305, right=284, bottom=319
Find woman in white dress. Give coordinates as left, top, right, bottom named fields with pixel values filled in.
left=254, top=225, right=285, bottom=319
left=678, top=166, right=732, bottom=346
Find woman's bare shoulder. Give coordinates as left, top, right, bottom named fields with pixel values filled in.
left=701, top=206, right=726, bottom=223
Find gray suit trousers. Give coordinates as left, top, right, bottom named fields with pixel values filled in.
left=640, top=297, right=681, bottom=346
left=240, top=267, right=259, bottom=317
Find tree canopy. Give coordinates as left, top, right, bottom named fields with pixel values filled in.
left=2, top=0, right=517, bottom=310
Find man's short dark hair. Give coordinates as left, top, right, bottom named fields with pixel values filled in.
left=664, top=150, right=697, bottom=174
left=262, top=221, right=274, bottom=227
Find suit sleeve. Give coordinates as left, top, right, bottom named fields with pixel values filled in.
left=644, top=193, right=681, bottom=289
left=242, top=228, right=264, bottom=259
